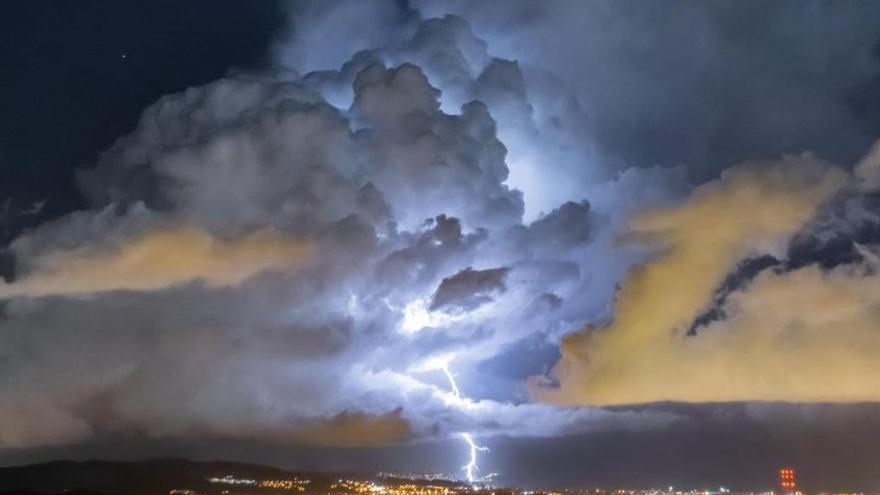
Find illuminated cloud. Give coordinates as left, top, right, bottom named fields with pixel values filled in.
left=532, top=154, right=880, bottom=405
left=415, top=0, right=880, bottom=172
left=8, top=1, right=877, bottom=457
left=0, top=38, right=668, bottom=448
left=0, top=226, right=311, bottom=298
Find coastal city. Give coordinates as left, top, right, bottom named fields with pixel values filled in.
left=160, top=468, right=876, bottom=495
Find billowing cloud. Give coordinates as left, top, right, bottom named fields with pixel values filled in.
left=531, top=153, right=880, bottom=405
left=415, top=0, right=880, bottom=173
left=4, top=0, right=878, bottom=460
left=0, top=17, right=678, bottom=449
left=276, top=8, right=609, bottom=220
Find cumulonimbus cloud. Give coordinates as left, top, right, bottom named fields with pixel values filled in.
left=0, top=34, right=667, bottom=448
left=530, top=153, right=880, bottom=405
left=4, top=1, right=880, bottom=455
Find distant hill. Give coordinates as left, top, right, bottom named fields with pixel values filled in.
left=0, top=458, right=375, bottom=495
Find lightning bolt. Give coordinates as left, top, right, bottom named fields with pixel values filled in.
left=440, top=363, right=462, bottom=398
left=440, top=362, right=490, bottom=484
left=460, top=432, right=489, bottom=484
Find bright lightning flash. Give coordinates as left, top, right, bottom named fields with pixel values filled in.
left=440, top=362, right=490, bottom=484
left=460, top=432, right=489, bottom=484
left=441, top=363, right=462, bottom=399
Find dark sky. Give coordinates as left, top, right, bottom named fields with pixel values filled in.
left=0, top=0, right=283, bottom=244
left=2, top=1, right=880, bottom=491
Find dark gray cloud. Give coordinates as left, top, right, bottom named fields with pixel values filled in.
left=417, top=0, right=880, bottom=175
left=430, top=266, right=509, bottom=312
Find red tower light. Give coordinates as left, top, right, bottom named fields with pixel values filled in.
left=778, top=468, right=797, bottom=493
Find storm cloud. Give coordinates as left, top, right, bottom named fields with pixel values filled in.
left=0, top=16, right=673, bottom=449
left=2, top=0, right=880, bottom=472
left=533, top=141, right=880, bottom=406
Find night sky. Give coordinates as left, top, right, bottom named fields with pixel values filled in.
left=2, top=0, right=880, bottom=491
left=0, top=1, right=283, bottom=243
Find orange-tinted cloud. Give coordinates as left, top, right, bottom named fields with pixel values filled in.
left=0, top=227, right=311, bottom=298
left=531, top=155, right=879, bottom=405
left=286, top=410, right=412, bottom=447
